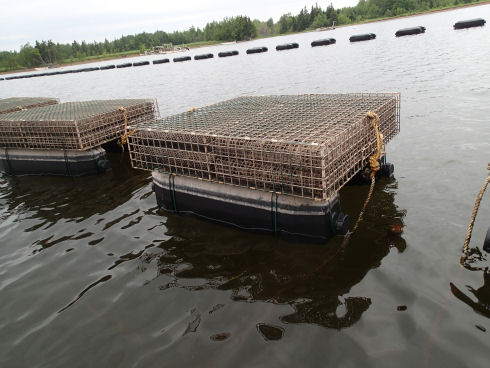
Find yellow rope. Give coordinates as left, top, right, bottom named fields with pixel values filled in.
left=461, top=163, right=490, bottom=260
left=117, top=107, right=135, bottom=151
left=343, top=111, right=384, bottom=244
left=366, top=111, right=385, bottom=178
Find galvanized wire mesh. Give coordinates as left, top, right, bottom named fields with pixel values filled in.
left=0, top=99, right=159, bottom=150
left=128, top=94, right=400, bottom=200
left=0, top=97, right=59, bottom=115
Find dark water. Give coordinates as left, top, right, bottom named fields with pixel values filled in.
left=1, top=5, right=490, bottom=367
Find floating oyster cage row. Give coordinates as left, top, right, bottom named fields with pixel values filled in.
left=0, top=98, right=159, bottom=150
left=0, top=97, right=59, bottom=115
left=127, top=93, right=401, bottom=200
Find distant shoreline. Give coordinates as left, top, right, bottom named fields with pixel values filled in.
left=1, top=1, right=488, bottom=76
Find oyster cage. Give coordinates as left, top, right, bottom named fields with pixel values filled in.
left=128, top=93, right=400, bottom=200
left=0, top=97, right=59, bottom=115
left=0, top=99, right=159, bottom=150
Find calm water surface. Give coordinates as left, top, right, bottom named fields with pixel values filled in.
left=1, top=5, right=490, bottom=367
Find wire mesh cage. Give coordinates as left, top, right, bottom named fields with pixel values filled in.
left=0, top=97, right=59, bottom=115
left=0, top=99, right=159, bottom=150
left=128, top=93, right=400, bottom=200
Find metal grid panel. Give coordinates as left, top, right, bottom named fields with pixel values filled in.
left=0, top=97, right=59, bottom=115
left=128, top=93, right=400, bottom=199
left=0, top=99, right=159, bottom=150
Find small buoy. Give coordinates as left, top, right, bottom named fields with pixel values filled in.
left=379, top=162, right=395, bottom=178
left=133, top=61, right=150, bottom=67
left=246, top=47, right=268, bottom=54
left=483, top=227, right=490, bottom=252
left=153, top=58, right=169, bottom=64
left=454, top=18, right=486, bottom=29
left=389, top=224, right=404, bottom=235
left=397, top=305, right=407, bottom=311
left=77, top=67, right=100, bottom=72
left=100, top=65, right=115, bottom=70
left=96, top=159, right=112, bottom=172
left=311, top=38, right=335, bottom=47
left=332, top=212, right=350, bottom=235
left=194, top=53, right=214, bottom=60
left=276, top=43, right=298, bottom=51
left=173, top=56, right=191, bottom=62
left=475, top=325, right=486, bottom=332
left=395, top=26, right=426, bottom=37
left=218, top=51, right=238, bottom=57
left=349, top=34, right=375, bottom=42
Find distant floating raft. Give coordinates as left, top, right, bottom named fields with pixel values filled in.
left=453, top=18, right=486, bottom=29
left=153, top=58, right=169, bottom=64
left=100, top=65, right=116, bottom=70
left=116, top=63, right=132, bottom=68
left=128, top=93, right=400, bottom=200
left=218, top=51, right=239, bottom=57
left=311, top=38, right=336, bottom=47
left=0, top=99, right=158, bottom=150
left=0, top=97, right=59, bottom=115
left=276, top=43, right=299, bottom=50
left=194, top=53, right=214, bottom=60
left=395, top=26, right=426, bottom=37
left=349, top=33, right=376, bottom=42
left=174, top=56, right=192, bottom=62
left=246, top=47, right=268, bottom=54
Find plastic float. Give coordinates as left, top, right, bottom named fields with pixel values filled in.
left=218, top=51, right=239, bottom=57
left=395, top=26, right=426, bottom=37
left=133, top=61, right=150, bottom=67
left=246, top=47, right=268, bottom=54
left=454, top=18, right=486, bottom=29
left=127, top=93, right=400, bottom=241
left=153, top=58, right=169, bottom=64
left=173, top=56, right=192, bottom=62
left=194, top=53, right=214, bottom=60
left=276, top=43, right=299, bottom=50
left=349, top=34, right=376, bottom=42
left=311, top=38, right=336, bottom=47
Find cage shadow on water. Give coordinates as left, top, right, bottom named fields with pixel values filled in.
left=149, top=176, right=406, bottom=330
left=0, top=151, right=151, bottom=253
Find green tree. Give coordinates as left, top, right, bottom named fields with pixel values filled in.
left=312, top=12, right=328, bottom=28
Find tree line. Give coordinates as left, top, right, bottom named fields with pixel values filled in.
left=0, top=0, right=483, bottom=71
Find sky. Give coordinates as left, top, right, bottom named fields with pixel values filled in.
left=0, top=0, right=359, bottom=51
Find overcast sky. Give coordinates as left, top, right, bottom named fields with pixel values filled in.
left=0, top=0, right=358, bottom=51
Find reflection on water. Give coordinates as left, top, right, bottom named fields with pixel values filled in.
left=451, top=269, right=490, bottom=319
left=0, top=152, right=150, bottom=254
left=152, top=178, right=406, bottom=330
